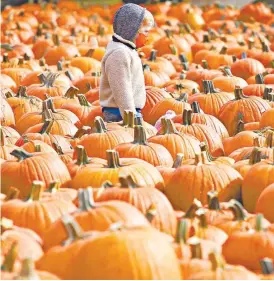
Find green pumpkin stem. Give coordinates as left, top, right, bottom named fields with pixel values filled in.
left=106, top=150, right=120, bottom=168
left=219, top=46, right=227, bottom=54
left=77, top=94, right=91, bottom=107
left=202, top=60, right=208, bottom=69
left=223, top=66, right=233, bottom=77
left=15, top=258, right=39, bottom=280
left=179, top=54, right=189, bottom=71
left=46, top=98, right=57, bottom=113
left=78, top=188, right=95, bottom=211
left=145, top=203, right=157, bottom=223
left=184, top=199, right=202, bottom=219
left=52, top=34, right=60, bottom=46
left=234, top=87, right=246, bottom=100
left=17, top=86, right=27, bottom=97
left=10, top=149, right=32, bottom=161
left=1, top=242, right=18, bottom=272
left=34, top=143, right=41, bottom=152
left=28, top=181, right=44, bottom=201
left=149, top=50, right=157, bottom=62
left=65, top=86, right=79, bottom=99
left=74, top=126, right=91, bottom=138
left=3, top=53, right=9, bottom=63
left=61, top=214, right=89, bottom=246
left=94, top=116, right=107, bottom=133
left=263, top=87, right=273, bottom=101
left=260, top=258, right=274, bottom=275
left=119, top=175, right=137, bottom=188
left=203, top=33, right=210, bottom=43
left=133, top=125, right=147, bottom=145
left=75, top=145, right=90, bottom=165
left=189, top=237, right=203, bottom=259
left=265, top=131, right=274, bottom=148
left=249, top=147, right=262, bottom=164
left=40, top=120, right=54, bottom=134
left=37, top=73, right=47, bottom=85
left=191, top=101, right=201, bottom=113
left=255, top=213, right=264, bottom=231
left=196, top=208, right=207, bottom=228
left=255, top=74, right=265, bottom=84
left=208, top=252, right=225, bottom=271
left=176, top=218, right=189, bottom=244
left=229, top=199, right=247, bottom=221
left=127, top=111, right=135, bottom=128
left=207, top=191, right=220, bottom=211
left=57, top=61, right=63, bottom=71
left=172, top=153, right=184, bottom=168
left=64, top=70, right=74, bottom=81
left=5, top=187, right=20, bottom=201
left=46, top=181, right=61, bottom=194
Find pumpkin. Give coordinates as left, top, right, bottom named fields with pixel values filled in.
left=212, top=66, right=248, bottom=92
left=0, top=127, right=17, bottom=160
left=173, top=109, right=224, bottom=157
left=44, top=34, right=79, bottom=66
left=37, top=218, right=181, bottom=280
left=242, top=156, right=274, bottom=213
left=115, top=125, right=173, bottom=167
left=173, top=102, right=229, bottom=140
left=42, top=188, right=150, bottom=251
left=260, top=108, right=274, bottom=129
left=143, top=64, right=170, bottom=88
left=258, top=258, right=274, bottom=280
left=231, top=57, right=265, bottom=80
left=41, top=180, right=77, bottom=202
left=21, top=140, right=57, bottom=155
left=153, top=30, right=192, bottom=62
left=188, top=252, right=258, bottom=280
left=1, top=148, right=71, bottom=199
left=142, top=49, right=176, bottom=77
left=218, top=87, right=270, bottom=136
left=1, top=181, right=76, bottom=236
left=70, top=149, right=165, bottom=191
left=233, top=147, right=263, bottom=178
left=70, top=56, right=101, bottom=74
left=188, top=80, right=234, bottom=117
left=15, top=120, right=73, bottom=151
left=256, top=183, right=274, bottom=223
left=50, top=86, right=80, bottom=109
left=165, top=150, right=242, bottom=211
left=61, top=94, right=94, bottom=126
left=66, top=145, right=106, bottom=178
left=1, top=217, right=43, bottom=261
left=78, top=116, right=133, bottom=159
left=6, top=86, right=42, bottom=123
left=95, top=175, right=177, bottom=237
left=222, top=214, right=274, bottom=271
left=163, top=75, right=200, bottom=97
left=149, top=118, right=201, bottom=160
left=147, top=93, right=191, bottom=125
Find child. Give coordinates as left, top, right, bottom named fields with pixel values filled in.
left=99, top=3, right=154, bottom=122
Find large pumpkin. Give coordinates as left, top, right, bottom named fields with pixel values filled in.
left=1, top=181, right=76, bottom=236
left=242, top=157, right=274, bottom=213
left=37, top=218, right=181, bottom=280
left=256, top=183, right=274, bottom=223
left=95, top=175, right=177, bottom=237
left=115, top=125, right=173, bottom=167
left=42, top=188, right=150, bottom=251
left=164, top=151, right=242, bottom=211
left=1, top=148, right=71, bottom=199
left=78, top=116, right=133, bottom=159
left=70, top=150, right=165, bottom=191
left=218, top=87, right=270, bottom=136
left=149, top=118, right=201, bottom=160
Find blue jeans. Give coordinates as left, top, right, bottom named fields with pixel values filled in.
left=102, top=107, right=142, bottom=123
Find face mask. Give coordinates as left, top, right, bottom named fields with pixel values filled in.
left=135, top=32, right=148, bottom=49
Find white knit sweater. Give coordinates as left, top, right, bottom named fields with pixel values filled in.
left=99, top=36, right=146, bottom=116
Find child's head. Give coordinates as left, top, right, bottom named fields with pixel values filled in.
left=113, top=4, right=154, bottom=48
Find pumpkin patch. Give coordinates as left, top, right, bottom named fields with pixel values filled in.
left=1, top=0, right=274, bottom=279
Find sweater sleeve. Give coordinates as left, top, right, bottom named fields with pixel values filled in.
left=104, top=49, right=136, bottom=117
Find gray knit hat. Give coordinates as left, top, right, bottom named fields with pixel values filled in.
left=113, top=3, right=146, bottom=42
